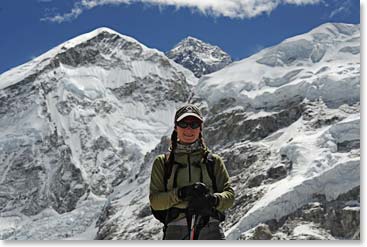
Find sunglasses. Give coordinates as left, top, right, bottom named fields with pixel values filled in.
left=177, top=121, right=201, bottom=129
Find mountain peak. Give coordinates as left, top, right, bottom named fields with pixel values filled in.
left=91, top=26, right=119, bottom=34
left=166, top=36, right=232, bottom=78
left=172, top=36, right=216, bottom=51
left=185, top=35, right=199, bottom=40
left=59, top=27, right=145, bottom=52
left=182, top=35, right=202, bottom=43
left=0, top=27, right=150, bottom=89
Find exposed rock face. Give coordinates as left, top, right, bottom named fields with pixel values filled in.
left=0, top=28, right=195, bottom=240
left=247, top=174, right=267, bottom=188
left=240, top=188, right=360, bottom=241
left=202, top=104, right=303, bottom=149
left=49, top=146, right=86, bottom=214
left=94, top=135, right=171, bottom=240
left=266, top=164, right=288, bottom=180
left=0, top=78, right=87, bottom=216
left=264, top=187, right=360, bottom=240
left=240, top=223, right=273, bottom=240
left=166, top=36, right=232, bottom=78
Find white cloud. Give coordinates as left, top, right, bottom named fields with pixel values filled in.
left=41, top=0, right=322, bottom=23
left=329, top=0, right=354, bottom=18
left=41, top=0, right=131, bottom=23
left=41, top=6, right=83, bottom=23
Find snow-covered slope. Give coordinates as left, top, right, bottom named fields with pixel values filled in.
left=191, top=22, right=360, bottom=240
left=197, top=23, right=359, bottom=109
left=166, top=36, right=232, bottom=78
left=0, top=27, right=197, bottom=239
left=201, top=23, right=359, bottom=110
left=93, top=22, right=359, bottom=240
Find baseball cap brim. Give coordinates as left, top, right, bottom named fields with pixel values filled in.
left=176, top=112, right=203, bottom=123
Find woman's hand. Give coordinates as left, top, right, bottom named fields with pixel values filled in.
left=178, top=182, right=209, bottom=200
left=178, top=182, right=220, bottom=217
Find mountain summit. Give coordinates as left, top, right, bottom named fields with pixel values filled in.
left=166, top=36, right=232, bottom=78
left=0, top=27, right=197, bottom=239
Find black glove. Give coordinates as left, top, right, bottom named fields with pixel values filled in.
left=178, top=182, right=209, bottom=200
left=189, top=193, right=218, bottom=208
left=188, top=193, right=219, bottom=217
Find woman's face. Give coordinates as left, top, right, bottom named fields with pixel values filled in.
left=176, top=116, right=202, bottom=144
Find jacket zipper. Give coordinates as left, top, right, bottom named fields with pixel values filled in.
left=188, top=154, right=192, bottom=182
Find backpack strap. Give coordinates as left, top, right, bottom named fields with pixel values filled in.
left=204, top=151, right=217, bottom=193
left=164, top=151, right=217, bottom=192
left=163, top=152, right=185, bottom=191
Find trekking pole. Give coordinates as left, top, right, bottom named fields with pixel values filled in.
left=190, top=214, right=196, bottom=240
left=184, top=210, right=193, bottom=240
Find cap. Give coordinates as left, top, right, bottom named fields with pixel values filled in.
left=175, top=104, right=203, bottom=123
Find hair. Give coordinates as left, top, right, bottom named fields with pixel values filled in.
left=198, top=132, right=206, bottom=149
left=168, top=129, right=178, bottom=165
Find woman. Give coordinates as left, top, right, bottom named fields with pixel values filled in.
left=149, top=104, right=235, bottom=240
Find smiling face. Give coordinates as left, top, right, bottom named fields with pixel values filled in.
left=176, top=116, right=202, bottom=144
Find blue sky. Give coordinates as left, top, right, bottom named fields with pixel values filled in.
left=0, top=0, right=360, bottom=74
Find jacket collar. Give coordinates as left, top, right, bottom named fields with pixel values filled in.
left=172, top=141, right=209, bottom=167
left=174, top=141, right=202, bottom=154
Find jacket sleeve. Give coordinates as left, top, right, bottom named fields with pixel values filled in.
left=149, top=155, right=182, bottom=210
left=213, top=154, right=235, bottom=211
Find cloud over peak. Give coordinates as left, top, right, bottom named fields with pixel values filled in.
left=41, top=0, right=322, bottom=23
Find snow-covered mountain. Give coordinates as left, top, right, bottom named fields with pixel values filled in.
left=0, top=27, right=197, bottom=240
left=0, top=23, right=359, bottom=240
left=192, top=22, right=360, bottom=240
left=166, top=36, right=232, bottom=78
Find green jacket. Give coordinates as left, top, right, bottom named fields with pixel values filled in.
left=149, top=145, right=235, bottom=217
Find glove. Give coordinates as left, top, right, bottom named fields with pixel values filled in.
left=188, top=193, right=219, bottom=217
left=178, top=182, right=209, bottom=200
left=189, top=193, right=218, bottom=208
